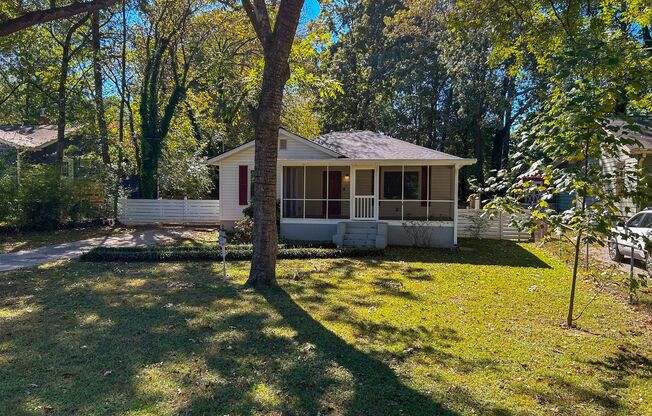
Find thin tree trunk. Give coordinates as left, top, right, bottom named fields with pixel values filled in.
left=472, top=115, right=484, bottom=185
left=92, top=11, right=110, bottom=165
left=114, top=0, right=128, bottom=217
left=567, top=231, right=582, bottom=328
left=55, top=14, right=90, bottom=167
left=55, top=44, right=72, bottom=166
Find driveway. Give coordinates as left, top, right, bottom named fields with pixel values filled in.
left=590, top=243, right=647, bottom=274
left=0, top=228, right=195, bottom=272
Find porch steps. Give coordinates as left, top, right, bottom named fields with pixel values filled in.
left=333, top=222, right=388, bottom=249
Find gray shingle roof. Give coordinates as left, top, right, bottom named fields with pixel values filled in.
left=0, top=125, right=79, bottom=150
left=313, top=130, right=462, bottom=160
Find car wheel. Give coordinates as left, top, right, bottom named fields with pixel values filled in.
left=608, top=241, right=624, bottom=262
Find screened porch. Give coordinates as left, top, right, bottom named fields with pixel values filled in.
left=280, top=164, right=456, bottom=222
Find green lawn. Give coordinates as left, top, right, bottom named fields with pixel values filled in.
left=0, top=226, right=133, bottom=255
left=1, top=240, right=650, bottom=415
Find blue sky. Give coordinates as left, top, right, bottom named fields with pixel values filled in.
left=302, top=0, right=321, bottom=22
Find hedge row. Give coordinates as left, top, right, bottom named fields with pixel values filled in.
left=80, top=245, right=383, bottom=262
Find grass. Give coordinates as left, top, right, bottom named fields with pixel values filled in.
left=540, top=236, right=652, bottom=316
left=0, top=226, right=133, bottom=255
left=1, top=239, right=651, bottom=415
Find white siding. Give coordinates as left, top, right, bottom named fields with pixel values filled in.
left=218, top=131, right=334, bottom=222
left=601, top=149, right=639, bottom=215
left=278, top=132, right=334, bottom=160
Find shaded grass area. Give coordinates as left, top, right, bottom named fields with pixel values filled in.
left=1, top=239, right=651, bottom=415
left=0, top=226, right=133, bottom=254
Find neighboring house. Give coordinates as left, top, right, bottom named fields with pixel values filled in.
left=602, top=118, right=652, bottom=214
left=0, top=124, right=84, bottom=178
left=207, top=128, right=475, bottom=248
left=549, top=118, right=652, bottom=214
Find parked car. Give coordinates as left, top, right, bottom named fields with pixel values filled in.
left=609, top=210, right=652, bottom=270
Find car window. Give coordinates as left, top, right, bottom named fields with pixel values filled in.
left=638, top=213, right=652, bottom=228
left=627, top=213, right=646, bottom=227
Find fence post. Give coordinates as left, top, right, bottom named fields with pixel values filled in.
left=498, top=211, right=503, bottom=240
left=183, top=197, right=188, bottom=226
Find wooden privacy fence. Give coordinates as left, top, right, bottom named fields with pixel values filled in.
left=118, top=198, right=220, bottom=226
left=458, top=209, right=530, bottom=241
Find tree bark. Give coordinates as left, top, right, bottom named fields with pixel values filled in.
left=243, top=0, right=305, bottom=288
left=0, top=0, right=119, bottom=37
left=56, top=13, right=91, bottom=167
left=92, top=11, right=110, bottom=165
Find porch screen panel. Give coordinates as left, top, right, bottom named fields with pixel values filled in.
left=328, top=166, right=350, bottom=219
left=428, top=202, right=454, bottom=221
left=283, top=166, right=304, bottom=218
left=429, top=166, right=453, bottom=200
left=380, top=165, right=455, bottom=221
left=305, top=166, right=327, bottom=218
left=282, top=166, right=350, bottom=220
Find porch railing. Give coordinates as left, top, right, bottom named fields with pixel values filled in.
left=354, top=195, right=375, bottom=220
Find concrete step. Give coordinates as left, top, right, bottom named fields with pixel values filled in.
left=344, top=232, right=378, bottom=239
left=346, top=222, right=378, bottom=230
left=342, top=240, right=375, bottom=248
left=343, top=237, right=376, bottom=245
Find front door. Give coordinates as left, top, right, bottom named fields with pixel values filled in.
left=353, top=168, right=375, bottom=220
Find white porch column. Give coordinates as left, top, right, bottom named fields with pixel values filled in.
left=374, top=165, right=380, bottom=220
left=453, top=165, right=460, bottom=246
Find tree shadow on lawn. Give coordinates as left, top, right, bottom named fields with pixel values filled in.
left=1, top=262, right=466, bottom=415
left=385, top=239, right=551, bottom=269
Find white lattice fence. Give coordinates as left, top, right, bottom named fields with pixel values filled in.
left=458, top=209, right=530, bottom=241
left=118, top=199, right=220, bottom=225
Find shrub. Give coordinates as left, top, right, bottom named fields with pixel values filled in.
left=0, top=164, right=104, bottom=231
left=15, top=165, right=76, bottom=230
left=0, top=172, right=18, bottom=225
left=81, top=244, right=384, bottom=262
left=231, top=216, right=254, bottom=244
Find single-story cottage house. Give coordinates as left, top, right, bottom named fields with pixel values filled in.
left=207, top=128, right=475, bottom=248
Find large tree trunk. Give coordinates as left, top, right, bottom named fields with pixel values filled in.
left=92, top=11, right=110, bottom=165
left=247, top=54, right=288, bottom=288
left=243, top=0, right=305, bottom=288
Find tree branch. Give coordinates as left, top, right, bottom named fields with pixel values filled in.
left=0, top=0, right=120, bottom=37
left=242, top=0, right=272, bottom=47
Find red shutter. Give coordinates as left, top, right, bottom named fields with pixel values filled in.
left=421, top=166, right=428, bottom=206
left=239, top=165, right=248, bottom=206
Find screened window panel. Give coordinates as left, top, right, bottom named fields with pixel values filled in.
left=283, top=167, right=304, bottom=199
